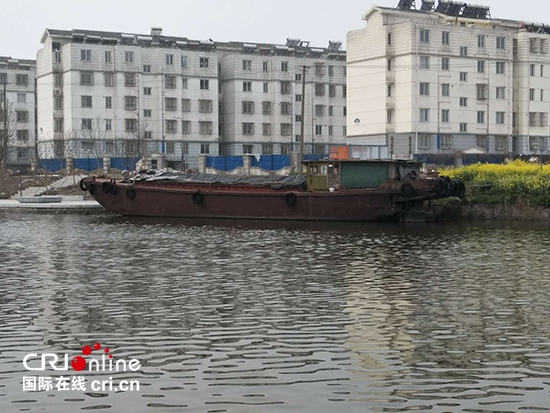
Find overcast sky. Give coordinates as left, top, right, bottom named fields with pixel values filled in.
left=1, top=0, right=549, bottom=60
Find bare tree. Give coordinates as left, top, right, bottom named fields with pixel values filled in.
left=125, top=121, right=152, bottom=170
left=81, top=118, right=108, bottom=172
left=0, top=99, right=18, bottom=172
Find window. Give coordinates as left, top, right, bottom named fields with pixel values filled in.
left=343, top=106, right=347, bottom=116
left=329, top=85, right=336, bottom=97
left=199, top=57, right=209, bottom=68
left=17, top=130, right=29, bottom=141
left=315, top=125, right=323, bottom=135
left=124, top=73, right=136, bottom=87
left=531, top=64, right=536, bottom=76
left=496, top=112, right=505, bottom=124
left=242, top=101, right=254, bottom=114
left=54, top=118, right=63, bottom=132
left=17, top=93, right=26, bottom=103
left=460, top=72, right=468, bottom=82
left=81, top=49, right=91, bottom=61
left=477, top=111, right=485, bottom=124
left=420, top=29, right=430, bottom=43
left=329, top=125, right=334, bottom=135
left=126, top=142, right=137, bottom=154
left=388, top=32, right=392, bottom=45
left=16, top=111, right=28, bottom=122
left=0, top=73, right=6, bottom=84
left=165, top=119, right=177, bottom=133
left=476, top=84, right=488, bottom=100
left=418, top=134, right=430, bottom=149
left=496, top=136, right=507, bottom=151
left=165, top=75, right=177, bottom=89
left=165, top=142, right=175, bottom=154
left=200, top=79, right=209, bottom=90
left=419, top=108, right=429, bottom=122
left=281, top=82, right=291, bottom=94
left=529, top=112, right=538, bottom=126
left=497, top=36, right=506, bottom=50
left=295, top=73, right=302, bottom=82
left=315, top=105, right=324, bottom=116
left=281, top=102, right=292, bottom=115
left=420, top=56, right=430, bottom=69
left=54, top=141, right=64, bottom=156
left=420, top=82, right=430, bottom=96
left=143, top=109, right=151, bottom=117
left=166, top=54, right=174, bottom=66
left=143, top=64, right=151, bottom=73
left=243, top=60, right=252, bottom=71
left=165, top=97, right=177, bottom=111
left=460, top=46, right=468, bottom=56
left=496, top=62, right=505, bottom=74
left=460, top=123, right=467, bottom=132
left=477, top=60, right=485, bottom=73
left=541, top=89, right=544, bottom=101
left=82, top=118, right=92, bottom=130
left=387, top=84, right=392, bottom=97
left=182, top=78, right=188, bottom=89
left=441, top=135, right=451, bottom=149
left=262, top=123, right=271, bottom=135
left=281, top=123, right=292, bottom=136
left=125, top=118, right=136, bottom=132
left=125, top=51, right=134, bottom=63
left=328, top=65, right=334, bottom=77
left=460, top=97, right=468, bottom=107
left=541, top=65, right=544, bottom=76
left=442, top=57, right=450, bottom=71
left=496, top=87, right=505, bottom=99
left=80, top=72, right=94, bottom=85
left=263, top=82, right=268, bottom=93
left=281, top=61, right=288, bottom=72
left=315, top=83, right=325, bottom=96
left=478, top=35, right=485, bottom=48
left=103, top=50, right=112, bottom=63
left=54, top=74, right=63, bottom=87
left=181, top=55, right=188, bottom=68
left=387, top=59, right=392, bottom=71
left=530, top=88, right=536, bottom=101
left=78, top=95, right=91, bottom=108
left=295, top=114, right=302, bottom=122
left=295, top=94, right=302, bottom=102
left=242, top=123, right=254, bottom=135
left=16, top=74, right=28, bottom=85
left=200, top=99, right=213, bottom=113
left=243, top=81, right=252, bottom=92
left=104, top=72, right=114, bottom=86
left=143, top=87, right=152, bottom=95
left=281, top=144, right=291, bottom=155
left=441, top=109, right=449, bottom=123
left=442, top=31, right=450, bottom=45
left=54, top=50, right=61, bottom=63
left=200, top=143, right=210, bottom=154
left=105, top=96, right=112, bottom=109
left=125, top=96, right=137, bottom=110
left=263, top=61, right=269, bottom=72
left=442, top=83, right=450, bottom=97
left=315, top=63, right=324, bottom=75
left=262, top=144, right=272, bottom=155
left=476, top=136, right=487, bottom=149
left=54, top=96, right=62, bottom=109
left=181, top=99, right=191, bottom=112
left=329, top=106, right=334, bottom=116
left=181, top=120, right=191, bottom=134
left=262, top=101, right=271, bottom=115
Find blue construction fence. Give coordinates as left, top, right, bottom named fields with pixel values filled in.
left=206, top=154, right=327, bottom=172
left=39, top=157, right=140, bottom=172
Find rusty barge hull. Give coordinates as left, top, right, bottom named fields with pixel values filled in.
left=87, top=180, right=405, bottom=222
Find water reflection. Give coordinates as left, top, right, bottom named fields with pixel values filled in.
left=0, top=214, right=549, bottom=412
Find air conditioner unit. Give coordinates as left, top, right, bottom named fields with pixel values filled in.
left=53, top=90, right=63, bottom=96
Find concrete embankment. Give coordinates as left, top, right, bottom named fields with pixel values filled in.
left=434, top=199, right=550, bottom=221
left=0, top=198, right=105, bottom=214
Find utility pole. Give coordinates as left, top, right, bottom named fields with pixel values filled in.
left=2, top=81, right=7, bottom=172
left=298, top=65, right=309, bottom=172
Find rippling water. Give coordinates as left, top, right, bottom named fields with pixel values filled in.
left=1, top=214, right=550, bottom=412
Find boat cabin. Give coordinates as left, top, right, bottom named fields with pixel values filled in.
left=304, top=159, right=421, bottom=192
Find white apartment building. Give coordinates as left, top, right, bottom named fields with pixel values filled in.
left=347, top=1, right=550, bottom=156
left=37, top=29, right=347, bottom=169
left=218, top=40, right=347, bottom=156
left=0, top=56, right=36, bottom=167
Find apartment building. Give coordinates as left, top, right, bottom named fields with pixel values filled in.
left=0, top=56, right=36, bottom=168
left=218, top=40, right=347, bottom=156
left=36, top=29, right=347, bottom=168
left=347, top=0, right=550, bottom=157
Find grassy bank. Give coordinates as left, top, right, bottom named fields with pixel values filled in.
left=441, top=160, right=550, bottom=208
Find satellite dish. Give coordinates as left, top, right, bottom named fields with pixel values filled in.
left=354, top=118, right=360, bottom=125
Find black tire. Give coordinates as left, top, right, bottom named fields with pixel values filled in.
left=79, top=179, right=88, bottom=191
left=400, top=183, right=415, bottom=198
left=126, top=188, right=136, bottom=199
left=452, top=179, right=466, bottom=199
left=102, top=181, right=111, bottom=193
left=285, top=192, right=298, bottom=206
left=192, top=191, right=204, bottom=205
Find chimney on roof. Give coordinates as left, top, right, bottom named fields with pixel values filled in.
left=151, top=27, right=163, bottom=36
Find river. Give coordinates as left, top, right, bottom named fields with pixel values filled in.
left=1, top=214, right=550, bottom=412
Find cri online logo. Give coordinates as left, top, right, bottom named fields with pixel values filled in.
left=23, top=343, right=141, bottom=372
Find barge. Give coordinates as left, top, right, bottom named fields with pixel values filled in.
left=81, top=159, right=464, bottom=221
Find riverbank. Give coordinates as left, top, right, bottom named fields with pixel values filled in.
left=438, top=160, right=550, bottom=220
